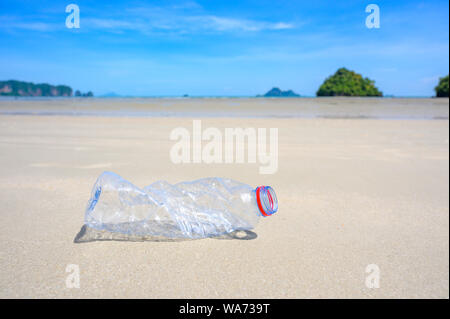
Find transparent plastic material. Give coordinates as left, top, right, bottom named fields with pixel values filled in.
left=83, top=171, right=277, bottom=239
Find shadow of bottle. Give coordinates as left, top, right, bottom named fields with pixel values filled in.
left=73, top=224, right=257, bottom=243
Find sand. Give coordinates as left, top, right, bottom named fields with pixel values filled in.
left=0, top=98, right=448, bottom=298
left=1, top=97, right=448, bottom=119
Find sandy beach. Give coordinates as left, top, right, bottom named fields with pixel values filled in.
left=0, top=98, right=448, bottom=298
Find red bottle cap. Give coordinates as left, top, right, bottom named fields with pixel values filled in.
left=256, top=186, right=278, bottom=217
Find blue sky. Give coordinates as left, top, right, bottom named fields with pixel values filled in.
left=0, top=0, right=448, bottom=96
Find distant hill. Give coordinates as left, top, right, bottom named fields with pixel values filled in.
left=258, top=87, right=300, bottom=97
left=0, top=80, right=72, bottom=97
left=317, top=68, right=383, bottom=97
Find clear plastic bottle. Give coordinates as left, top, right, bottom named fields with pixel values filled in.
left=84, top=171, right=278, bottom=239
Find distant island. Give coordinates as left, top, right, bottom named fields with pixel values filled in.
left=0, top=80, right=72, bottom=97
left=316, top=68, right=383, bottom=97
left=75, top=90, right=94, bottom=97
left=435, top=75, right=449, bottom=97
left=0, top=80, right=94, bottom=97
left=257, top=87, right=300, bottom=97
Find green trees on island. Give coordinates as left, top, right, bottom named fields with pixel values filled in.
left=0, top=80, right=72, bottom=97
left=75, top=90, right=94, bottom=97
left=316, top=67, right=383, bottom=97
left=0, top=80, right=96, bottom=97
left=434, top=75, right=449, bottom=97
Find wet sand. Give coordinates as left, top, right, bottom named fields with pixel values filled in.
left=0, top=98, right=448, bottom=298
left=0, top=97, right=448, bottom=119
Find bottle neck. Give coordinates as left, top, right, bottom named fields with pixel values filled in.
left=255, top=186, right=278, bottom=217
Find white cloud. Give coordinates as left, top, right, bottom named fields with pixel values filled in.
left=0, top=4, right=295, bottom=34
left=84, top=18, right=137, bottom=29
left=8, top=22, right=55, bottom=31
left=0, top=16, right=58, bottom=31
left=194, top=16, right=294, bottom=32
left=77, top=13, right=294, bottom=34
left=272, top=22, right=294, bottom=30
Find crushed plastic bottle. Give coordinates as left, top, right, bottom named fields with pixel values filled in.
left=83, top=171, right=278, bottom=239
